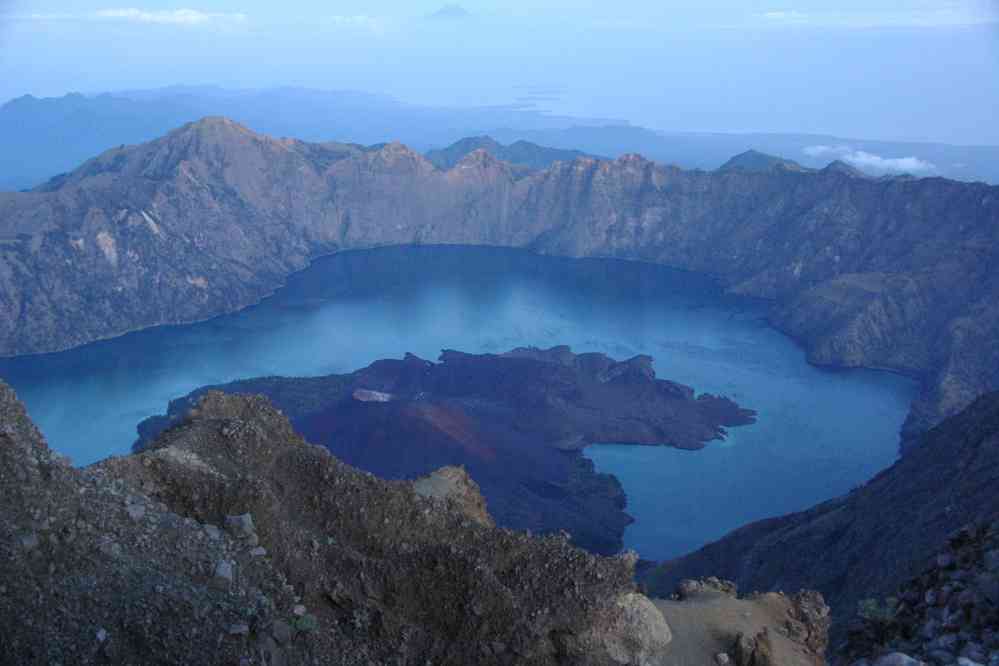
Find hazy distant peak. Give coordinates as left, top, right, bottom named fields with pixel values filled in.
left=456, top=147, right=502, bottom=165
left=616, top=153, right=655, bottom=166
left=181, top=115, right=248, bottom=130
left=1, top=94, right=37, bottom=109
left=158, top=117, right=265, bottom=152
left=446, top=136, right=504, bottom=154
left=426, top=136, right=595, bottom=171
left=822, top=159, right=867, bottom=178
left=427, top=4, right=470, bottom=20
left=718, top=149, right=807, bottom=174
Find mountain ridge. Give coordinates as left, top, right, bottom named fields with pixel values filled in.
left=1, top=117, right=998, bottom=449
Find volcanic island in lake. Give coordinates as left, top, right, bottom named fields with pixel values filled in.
left=136, top=346, right=756, bottom=554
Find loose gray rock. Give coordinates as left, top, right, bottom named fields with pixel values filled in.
left=874, top=653, right=925, bottom=666
left=213, top=560, right=234, bottom=589
left=272, top=620, right=293, bottom=645
left=228, top=623, right=250, bottom=636
left=18, top=532, right=39, bottom=551
left=225, top=513, right=255, bottom=537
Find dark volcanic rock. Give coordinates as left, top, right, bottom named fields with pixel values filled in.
left=2, top=117, right=998, bottom=445
left=135, top=346, right=755, bottom=555
left=643, top=392, right=999, bottom=643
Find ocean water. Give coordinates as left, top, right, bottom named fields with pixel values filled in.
left=0, top=245, right=915, bottom=560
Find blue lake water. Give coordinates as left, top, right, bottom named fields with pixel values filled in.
left=0, top=245, right=915, bottom=560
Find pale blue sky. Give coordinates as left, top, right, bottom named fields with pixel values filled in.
left=1, top=0, right=997, bottom=143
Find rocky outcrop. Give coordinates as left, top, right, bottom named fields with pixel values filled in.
left=1, top=118, right=998, bottom=444
left=843, top=523, right=999, bottom=666
left=643, top=392, right=999, bottom=644
left=654, top=577, right=830, bottom=665
left=1, top=379, right=682, bottom=665
left=134, top=346, right=755, bottom=554
left=412, top=466, right=495, bottom=528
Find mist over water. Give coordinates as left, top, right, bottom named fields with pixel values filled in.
left=0, top=245, right=915, bottom=559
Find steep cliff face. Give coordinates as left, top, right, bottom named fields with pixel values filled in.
left=1, top=117, right=998, bottom=441
left=643, top=392, right=999, bottom=640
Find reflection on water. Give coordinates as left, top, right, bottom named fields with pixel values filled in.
left=0, top=245, right=915, bottom=560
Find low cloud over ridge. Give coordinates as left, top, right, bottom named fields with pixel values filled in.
left=804, top=145, right=936, bottom=174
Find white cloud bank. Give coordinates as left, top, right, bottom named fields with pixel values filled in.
left=7, top=8, right=247, bottom=27
left=761, top=10, right=808, bottom=24
left=804, top=145, right=937, bottom=174
left=760, top=3, right=998, bottom=29
left=95, top=8, right=247, bottom=25
left=325, top=15, right=380, bottom=28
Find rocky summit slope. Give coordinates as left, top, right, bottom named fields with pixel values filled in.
left=1, top=117, right=998, bottom=443
left=0, top=380, right=826, bottom=665
left=134, top=346, right=755, bottom=555
left=843, top=522, right=999, bottom=666
left=643, top=392, right=999, bottom=643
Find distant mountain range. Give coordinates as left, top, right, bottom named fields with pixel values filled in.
left=488, top=126, right=999, bottom=184
left=2, top=86, right=997, bottom=191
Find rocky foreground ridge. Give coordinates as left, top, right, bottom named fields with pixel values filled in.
left=844, top=522, right=999, bottom=666
left=0, top=118, right=998, bottom=444
left=0, top=380, right=826, bottom=664
left=133, top=346, right=754, bottom=555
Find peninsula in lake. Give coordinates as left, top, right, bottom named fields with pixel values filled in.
left=136, top=346, right=755, bottom=554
